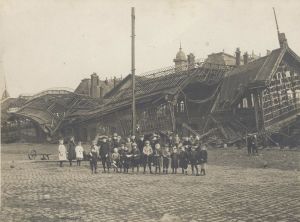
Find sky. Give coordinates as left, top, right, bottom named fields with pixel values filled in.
left=1, top=0, right=300, bottom=97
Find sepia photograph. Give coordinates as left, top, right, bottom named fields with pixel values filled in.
left=1, top=0, right=299, bottom=221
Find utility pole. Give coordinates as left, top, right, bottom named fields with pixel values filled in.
left=131, top=7, right=136, bottom=135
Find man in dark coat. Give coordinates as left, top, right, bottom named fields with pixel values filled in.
left=67, top=136, right=76, bottom=166
left=131, top=143, right=141, bottom=173
left=199, top=145, right=208, bottom=175
left=137, top=135, right=145, bottom=153
left=137, top=135, right=145, bottom=168
left=99, top=136, right=110, bottom=173
left=251, top=134, right=258, bottom=155
left=247, top=134, right=252, bottom=155
left=179, top=146, right=189, bottom=175
left=112, top=133, right=120, bottom=149
left=189, top=146, right=199, bottom=176
left=170, top=147, right=179, bottom=174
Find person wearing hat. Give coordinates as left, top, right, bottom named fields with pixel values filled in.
left=143, top=140, right=153, bottom=174
left=122, top=146, right=131, bottom=173
left=162, top=145, right=171, bottom=174
left=179, top=146, right=189, bottom=175
left=151, top=134, right=160, bottom=150
left=199, top=144, right=208, bottom=175
left=89, top=140, right=99, bottom=174
left=125, top=137, right=132, bottom=153
left=118, top=143, right=126, bottom=172
left=153, top=143, right=162, bottom=174
left=170, top=147, right=179, bottom=174
left=131, top=135, right=136, bottom=143
left=167, top=135, right=174, bottom=148
left=99, top=136, right=110, bottom=173
left=183, top=137, right=192, bottom=151
left=67, top=136, right=76, bottom=167
left=131, top=143, right=141, bottom=173
left=58, top=139, right=67, bottom=167
left=189, top=146, right=199, bottom=176
left=137, top=135, right=145, bottom=153
left=112, top=133, right=120, bottom=149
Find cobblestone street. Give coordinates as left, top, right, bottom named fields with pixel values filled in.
left=1, top=144, right=300, bottom=222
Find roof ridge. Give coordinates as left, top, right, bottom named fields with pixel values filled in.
left=255, top=48, right=284, bottom=82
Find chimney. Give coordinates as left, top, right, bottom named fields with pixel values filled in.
left=187, top=53, right=195, bottom=69
left=90, top=73, right=99, bottom=98
left=243, top=52, right=248, bottom=65
left=105, top=77, right=108, bottom=85
left=113, top=76, right=116, bottom=88
left=100, top=86, right=104, bottom=98
left=235, top=48, right=241, bottom=66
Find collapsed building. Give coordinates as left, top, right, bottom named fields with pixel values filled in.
left=1, top=31, right=300, bottom=146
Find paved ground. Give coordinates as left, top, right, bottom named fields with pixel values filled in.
left=1, top=143, right=300, bottom=222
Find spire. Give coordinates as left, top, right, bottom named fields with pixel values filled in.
left=273, top=7, right=288, bottom=48
left=1, top=74, right=10, bottom=100
left=273, top=7, right=280, bottom=34
left=179, top=41, right=182, bottom=50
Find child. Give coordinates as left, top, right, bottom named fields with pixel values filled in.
left=131, top=143, right=141, bottom=173
left=122, top=146, right=131, bottom=173
left=143, top=140, right=153, bottom=174
left=125, top=137, right=132, bottom=152
left=179, top=146, right=189, bottom=175
left=170, top=147, right=179, bottom=174
left=89, top=141, right=99, bottom=174
left=119, top=143, right=126, bottom=172
left=199, top=144, right=208, bottom=175
left=111, top=148, right=120, bottom=173
left=189, top=146, right=199, bottom=176
left=153, top=143, right=162, bottom=174
left=58, top=139, right=67, bottom=167
left=75, top=141, right=84, bottom=166
left=162, top=145, right=171, bottom=174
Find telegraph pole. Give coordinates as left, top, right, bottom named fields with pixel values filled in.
left=131, top=7, right=136, bottom=135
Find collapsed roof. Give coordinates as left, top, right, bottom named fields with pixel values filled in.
left=10, top=89, right=101, bottom=135
left=214, top=46, right=300, bottom=111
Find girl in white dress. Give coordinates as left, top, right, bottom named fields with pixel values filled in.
left=75, top=141, right=84, bottom=166
left=58, top=139, right=67, bottom=167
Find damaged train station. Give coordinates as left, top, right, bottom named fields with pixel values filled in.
left=1, top=28, right=300, bottom=147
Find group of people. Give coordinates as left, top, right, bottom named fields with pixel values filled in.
left=58, top=133, right=208, bottom=176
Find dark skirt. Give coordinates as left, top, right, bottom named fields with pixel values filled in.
left=171, top=158, right=178, bottom=169
left=153, top=156, right=162, bottom=167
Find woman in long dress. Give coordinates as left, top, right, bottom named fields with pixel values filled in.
left=58, top=139, right=67, bottom=167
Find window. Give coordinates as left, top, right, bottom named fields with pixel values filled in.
left=287, top=90, right=293, bottom=100
left=180, top=101, right=185, bottom=112
left=242, top=98, right=248, bottom=108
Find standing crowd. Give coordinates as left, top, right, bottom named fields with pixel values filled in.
left=58, top=133, right=208, bottom=176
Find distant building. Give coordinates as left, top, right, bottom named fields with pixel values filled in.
left=74, top=73, right=122, bottom=98
left=205, top=48, right=260, bottom=66
left=173, top=45, right=197, bottom=71
left=173, top=45, right=188, bottom=70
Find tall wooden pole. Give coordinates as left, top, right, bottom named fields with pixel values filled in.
left=131, top=7, right=136, bottom=135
